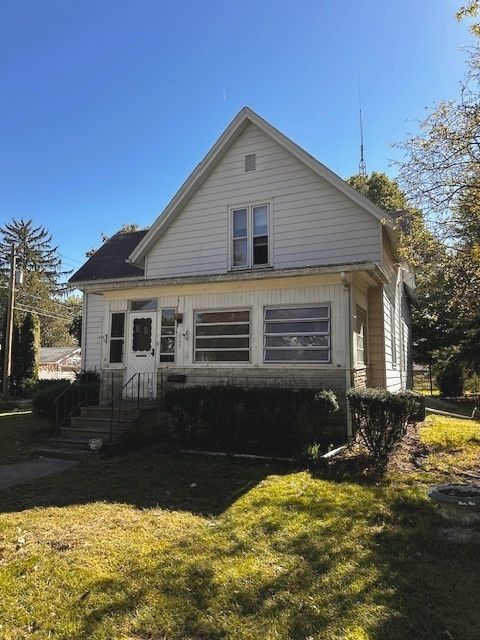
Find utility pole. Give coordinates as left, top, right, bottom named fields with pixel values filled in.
left=2, top=244, right=16, bottom=394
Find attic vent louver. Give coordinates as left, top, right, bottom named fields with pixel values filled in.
left=245, top=153, right=256, bottom=172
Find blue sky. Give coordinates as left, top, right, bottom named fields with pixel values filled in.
left=0, top=0, right=474, bottom=275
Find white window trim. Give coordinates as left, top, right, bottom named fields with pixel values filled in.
left=228, top=201, right=273, bottom=271
left=158, top=307, right=176, bottom=365
left=355, top=305, right=368, bottom=367
left=263, top=303, right=332, bottom=365
left=106, top=311, right=126, bottom=369
left=390, top=299, right=397, bottom=369
left=193, top=307, right=252, bottom=365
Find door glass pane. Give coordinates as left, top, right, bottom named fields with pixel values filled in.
left=233, top=209, right=247, bottom=237
left=111, top=313, right=125, bottom=338
left=253, top=236, right=268, bottom=265
left=132, top=317, right=152, bottom=351
left=233, top=238, right=248, bottom=266
left=253, top=205, right=268, bottom=235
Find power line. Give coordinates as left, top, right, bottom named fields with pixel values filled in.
left=0, top=285, right=80, bottom=309
left=14, top=305, right=75, bottom=321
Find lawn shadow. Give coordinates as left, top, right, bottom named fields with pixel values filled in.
left=50, top=473, right=480, bottom=640
left=0, top=446, right=293, bottom=516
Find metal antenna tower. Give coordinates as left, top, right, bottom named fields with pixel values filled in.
left=358, top=80, right=367, bottom=190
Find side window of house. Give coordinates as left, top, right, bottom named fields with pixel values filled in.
left=109, top=312, right=125, bottom=364
left=194, top=310, right=250, bottom=362
left=390, top=300, right=397, bottom=368
left=159, top=308, right=176, bottom=363
left=355, top=305, right=367, bottom=365
left=264, top=305, right=331, bottom=362
left=401, top=320, right=408, bottom=369
left=231, top=204, right=269, bottom=269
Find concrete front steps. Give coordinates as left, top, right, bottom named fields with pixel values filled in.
left=37, top=401, right=164, bottom=460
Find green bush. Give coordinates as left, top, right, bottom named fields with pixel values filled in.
left=163, top=385, right=339, bottom=455
left=0, top=394, right=18, bottom=412
left=347, top=388, right=422, bottom=474
left=33, top=381, right=72, bottom=419
left=435, top=359, right=464, bottom=397
left=32, top=373, right=101, bottom=421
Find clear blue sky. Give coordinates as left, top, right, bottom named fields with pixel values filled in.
left=0, top=0, right=474, bottom=274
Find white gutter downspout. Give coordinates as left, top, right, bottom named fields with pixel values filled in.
left=341, top=271, right=354, bottom=439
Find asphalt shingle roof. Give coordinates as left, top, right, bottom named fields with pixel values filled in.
left=40, top=347, right=81, bottom=364
left=69, top=230, right=148, bottom=283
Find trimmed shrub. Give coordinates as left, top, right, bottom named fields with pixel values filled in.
left=163, top=385, right=339, bottom=455
left=347, top=388, right=422, bottom=474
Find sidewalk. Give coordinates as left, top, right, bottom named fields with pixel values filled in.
left=0, top=457, right=79, bottom=490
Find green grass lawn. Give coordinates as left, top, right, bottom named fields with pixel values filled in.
left=0, top=414, right=479, bottom=639
left=0, top=411, right=54, bottom=464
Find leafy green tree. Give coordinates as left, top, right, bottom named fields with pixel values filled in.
left=348, top=172, right=458, bottom=366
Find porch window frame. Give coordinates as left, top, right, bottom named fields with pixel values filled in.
left=107, top=311, right=126, bottom=368
left=355, top=304, right=368, bottom=366
left=229, top=201, right=272, bottom=271
left=193, top=307, right=251, bottom=364
left=158, top=307, right=177, bottom=365
left=263, top=303, right=332, bottom=364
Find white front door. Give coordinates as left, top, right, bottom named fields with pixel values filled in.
left=126, top=311, right=157, bottom=399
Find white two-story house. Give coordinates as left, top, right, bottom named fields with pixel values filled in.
left=70, top=107, right=414, bottom=443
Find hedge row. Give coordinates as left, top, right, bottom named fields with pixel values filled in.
left=163, top=385, right=339, bottom=455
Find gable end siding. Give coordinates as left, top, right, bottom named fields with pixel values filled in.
left=145, top=124, right=381, bottom=278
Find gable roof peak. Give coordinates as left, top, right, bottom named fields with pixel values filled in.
left=129, top=108, right=396, bottom=265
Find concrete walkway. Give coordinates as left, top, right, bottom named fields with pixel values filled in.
left=0, top=457, right=79, bottom=490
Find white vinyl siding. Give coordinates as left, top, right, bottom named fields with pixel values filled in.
left=83, top=293, right=104, bottom=371
left=145, top=123, right=381, bottom=278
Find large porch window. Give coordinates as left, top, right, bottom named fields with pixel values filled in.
left=194, top=310, right=250, bottom=362
left=263, top=305, right=331, bottom=362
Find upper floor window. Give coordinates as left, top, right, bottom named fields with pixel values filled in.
left=231, top=203, right=269, bottom=269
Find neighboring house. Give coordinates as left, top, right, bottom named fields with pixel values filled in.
left=39, top=346, right=81, bottom=380
left=69, top=107, right=414, bottom=442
